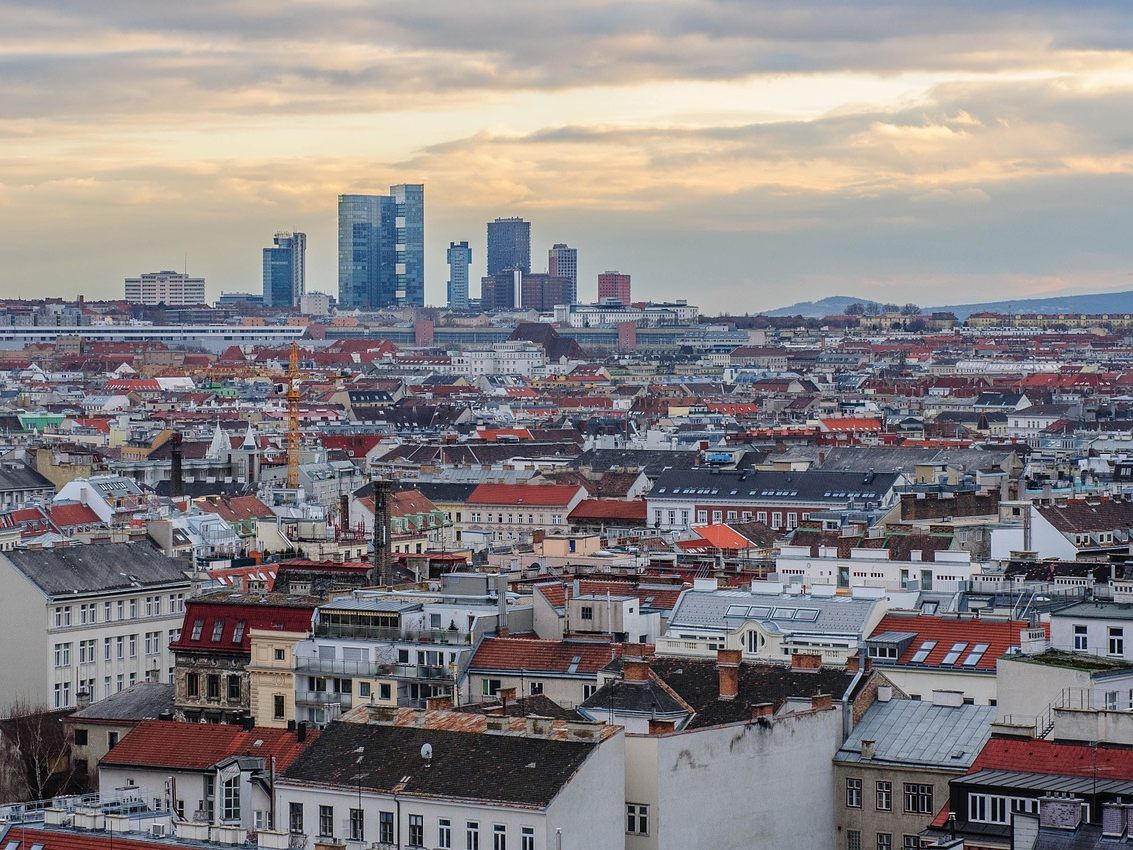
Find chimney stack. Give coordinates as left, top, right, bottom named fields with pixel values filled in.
left=623, top=658, right=651, bottom=682
left=371, top=478, right=394, bottom=586
left=648, top=718, right=676, bottom=734
left=861, top=739, right=876, bottom=759
left=496, top=573, right=509, bottom=637
left=811, top=693, right=833, bottom=711
left=751, top=702, right=774, bottom=719
left=716, top=648, right=741, bottom=700
left=790, top=652, right=823, bottom=672
left=170, top=431, right=184, bottom=499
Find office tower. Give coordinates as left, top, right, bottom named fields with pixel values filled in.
left=598, top=270, right=632, bottom=304
left=548, top=243, right=578, bottom=304
left=262, top=231, right=306, bottom=308
left=390, top=183, right=425, bottom=307
left=486, top=217, right=531, bottom=276
left=446, top=241, right=472, bottom=310
left=124, top=270, right=206, bottom=306
left=338, top=193, right=394, bottom=310
left=520, top=273, right=573, bottom=311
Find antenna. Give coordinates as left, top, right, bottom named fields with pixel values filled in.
left=420, top=743, right=432, bottom=766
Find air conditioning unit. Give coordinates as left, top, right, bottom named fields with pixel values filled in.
left=151, top=824, right=168, bottom=838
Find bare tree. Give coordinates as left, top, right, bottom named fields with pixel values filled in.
left=0, top=700, right=76, bottom=802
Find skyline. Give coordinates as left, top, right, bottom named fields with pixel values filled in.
left=3, top=2, right=1133, bottom=312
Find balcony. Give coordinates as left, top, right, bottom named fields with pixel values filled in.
left=295, top=691, right=351, bottom=707
left=313, top=624, right=472, bottom=645
left=295, top=658, right=385, bottom=678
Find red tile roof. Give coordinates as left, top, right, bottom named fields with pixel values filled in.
left=469, top=637, right=619, bottom=676
left=170, top=595, right=315, bottom=655
left=868, top=614, right=1034, bottom=671
left=533, top=580, right=684, bottom=613
left=101, top=719, right=318, bottom=771
left=0, top=827, right=192, bottom=850
left=970, top=737, right=1133, bottom=780
left=467, top=483, right=583, bottom=507
left=568, top=498, right=647, bottom=522
left=48, top=503, right=103, bottom=529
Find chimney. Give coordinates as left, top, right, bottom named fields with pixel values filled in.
left=877, top=685, right=893, bottom=703
left=1039, top=796, right=1083, bottom=831
left=339, top=493, right=350, bottom=534
left=716, top=648, right=741, bottom=700
left=287, top=719, right=296, bottom=732
left=790, top=652, right=822, bottom=671
left=170, top=430, right=184, bottom=499
left=76, top=690, right=91, bottom=709
left=241, top=715, right=255, bottom=732
left=811, top=693, right=833, bottom=711
left=297, top=721, right=307, bottom=742
left=845, top=653, right=861, bottom=673
left=496, top=573, right=509, bottom=637
left=751, top=702, right=774, bottom=719
left=623, top=658, right=651, bottom=682
left=861, top=739, right=876, bottom=759
left=425, top=694, right=453, bottom=711
left=648, top=718, right=676, bottom=735
left=931, top=689, right=964, bottom=708
left=1102, top=802, right=1128, bottom=838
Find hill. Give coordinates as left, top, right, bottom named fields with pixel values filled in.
left=764, top=290, right=1133, bottom=321
left=762, top=295, right=883, bottom=318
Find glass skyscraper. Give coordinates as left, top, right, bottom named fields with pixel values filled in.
left=447, top=241, right=472, bottom=310
left=391, top=183, right=425, bottom=307
left=548, top=243, right=577, bottom=304
left=487, top=217, right=531, bottom=276
left=262, top=231, right=306, bottom=308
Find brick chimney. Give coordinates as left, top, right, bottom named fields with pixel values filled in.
left=623, top=658, right=651, bottom=682
left=751, top=702, right=774, bottom=719
left=791, top=652, right=822, bottom=672
left=716, top=648, right=741, bottom=700
left=425, top=694, right=453, bottom=711
left=811, top=693, right=833, bottom=711
left=648, top=718, right=676, bottom=734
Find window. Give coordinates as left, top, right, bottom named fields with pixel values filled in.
left=877, top=835, right=892, bottom=850
left=492, top=824, right=506, bottom=850
left=626, top=803, right=649, bottom=835
left=53, top=681, right=71, bottom=709
left=54, top=606, right=72, bottom=628
left=846, top=777, right=863, bottom=808
left=904, top=783, right=933, bottom=814
left=482, top=678, right=501, bottom=697
left=145, top=631, right=161, bottom=656
left=358, top=681, right=371, bottom=699
left=1074, top=625, right=1089, bottom=651
left=274, top=648, right=286, bottom=661
left=529, top=681, right=543, bottom=695
left=144, top=596, right=159, bottom=617
left=104, top=601, right=112, bottom=622
left=232, top=621, right=246, bottom=643
left=847, top=830, right=861, bottom=850
left=274, top=695, right=286, bottom=720
left=212, top=620, right=225, bottom=642
left=318, top=805, right=333, bottom=838
left=128, top=634, right=137, bottom=658
left=190, top=619, right=204, bottom=640
left=580, top=606, right=593, bottom=620
left=207, top=674, right=220, bottom=700
left=288, top=802, right=303, bottom=834
left=54, top=642, right=71, bottom=668
left=408, top=814, right=423, bottom=847
left=903, top=837, right=921, bottom=850
left=74, top=728, right=88, bottom=745
left=128, top=599, right=137, bottom=619
left=1110, top=627, right=1125, bottom=656
left=910, top=641, right=936, bottom=663
left=875, top=781, right=892, bottom=811
left=438, top=818, right=452, bottom=849
left=697, top=510, right=708, bottom=523
left=221, top=775, right=240, bottom=822
left=377, top=811, right=394, bottom=844
left=186, top=673, right=199, bottom=697
left=349, top=809, right=364, bottom=842
left=107, top=731, right=119, bottom=749
left=379, top=683, right=392, bottom=700
left=941, top=642, right=967, bottom=665
left=80, top=603, right=96, bottom=624
left=227, top=675, right=241, bottom=701
left=583, top=684, right=597, bottom=700
left=520, top=827, right=534, bottom=850
left=466, top=821, right=479, bottom=850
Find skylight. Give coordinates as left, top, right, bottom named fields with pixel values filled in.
left=910, top=640, right=937, bottom=663
left=962, top=643, right=990, bottom=666
left=941, top=642, right=968, bottom=665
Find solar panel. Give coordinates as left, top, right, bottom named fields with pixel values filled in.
left=941, top=642, right=968, bottom=665
left=910, top=640, right=937, bottom=663
left=962, top=643, right=990, bottom=666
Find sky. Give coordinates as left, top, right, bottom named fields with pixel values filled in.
left=2, top=1, right=1133, bottom=314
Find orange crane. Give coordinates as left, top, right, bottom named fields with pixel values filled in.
left=286, top=342, right=304, bottom=489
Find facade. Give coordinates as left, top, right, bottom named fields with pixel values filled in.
left=597, top=270, right=632, bottom=304
left=0, top=543, right=191, bottom=711
left=487, top=216, right=531, bottom=275
left=464, top=483, right=587, bottom=541
left=548, top=243, right=578, bottom=304
left=337, top=193, right=394, bottom=310
left=446, top=240, right=472, bottom=310
left=465, top=636, right=619, bottom=707
left=449, top=341, right=548, bottom=377
left=124, top=271, right=206, bottom=306
left=262, top=231, right=306, bottom=308
left=276, top=709, right=624, bottom=850
left=247, top=628, right=307, bottom=729
left=520, top=273, right=573, bottom=311
left=390, top=183, right=425, bottom=307
left=1051, top=600, right=1133, bottom=663
left=63, top=680, right=174, bottom=785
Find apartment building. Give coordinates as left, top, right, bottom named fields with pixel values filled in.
left=464, top=483, right=586, bottom=541
left=0, top=543, right=191, bottom=710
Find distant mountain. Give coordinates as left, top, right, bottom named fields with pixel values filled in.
left=763, top=290, right=1133, bottom=321
left=762, top=295, right=883, bottom=318
left=929, top=290, right=1133, bottom=320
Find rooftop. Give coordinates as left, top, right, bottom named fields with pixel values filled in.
left=837, top=698, right=995, bottom=768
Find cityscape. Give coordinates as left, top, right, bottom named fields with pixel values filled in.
left=4, top=3, right=1133, bottom=850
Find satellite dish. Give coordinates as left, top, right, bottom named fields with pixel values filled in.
left=420, top=743, right=432, bottom=761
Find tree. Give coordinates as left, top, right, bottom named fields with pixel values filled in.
left=864, top=302, right=883, bottom=316
left=844, top=303, right=866, bottom=316
left=900, top=303, right=922, bottom=315
left=0, top=700, right=76, bottom=802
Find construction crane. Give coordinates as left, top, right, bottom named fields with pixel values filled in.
left=286, top=342, right=304, bottom=489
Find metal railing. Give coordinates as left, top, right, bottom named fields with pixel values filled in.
left=313, top=624, right=472, bottom=645
left=295, top=691, right=351, bottom=707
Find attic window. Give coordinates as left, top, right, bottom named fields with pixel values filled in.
left=190, top=619, right=204, bottom=640
left=793, top=609, right=820, bottom=622
left=941, top=642, right=967, bottom=665
left=212, top=620, right=225, bottom=642
left=910, top=640, right=936, bottom=663
left=962, top=643, right=990, bottom=666
left=232, top=621, right=246, bottom=643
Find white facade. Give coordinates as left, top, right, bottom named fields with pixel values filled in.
left=449, top=341, right=547, bottom=376
left=124, top=270, right=207, bottom=306
left=775, top=544, right=974, bottom=593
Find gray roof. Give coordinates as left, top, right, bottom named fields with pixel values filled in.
left=837, top=698, right=994, bottom=768
left=668, top=588, right=879, bottom=637
left=0, top=463, right=54, bottom=493
left=320, top=595, right=423, bottom=614
left=1051, top=601, right=1133, bottom=621
left=69, top=682, right=174, bottom=723
left=1, top=543, right=190, bottom=597
left=649, top=467, right=900, bottom=505
left=770, top=445, right=1015, bottom=474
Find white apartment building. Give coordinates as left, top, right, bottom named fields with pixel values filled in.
left=449, top=341, right=547, bottom=376
left=775, top=541, right=974, bottom=593
left=124, top=270, right=207, bottom=306
left=0, top=543, right=191, bottom=710
left=553, top=301, right=699, bottom=328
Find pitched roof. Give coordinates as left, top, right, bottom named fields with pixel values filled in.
left=67, top=682, right=174, bottom=724
left=280, top=719, right=596, bottom=806
left=467, top=483, right=583, bottom=507
left=169, top=592, right=316, bottom=655
left=568, top=498, right=647, bottom=522
left=1, top=543, right=188, bottom=597
left=1036, top=499, right=1133, bottom=534
left=867, top=613, right=1031, bottom=671
left=101, top=719, right=317, bottom=771
left=970, top=737, right=1133, bottom=781
left=468, top=637, right=619, bottom=677
left=837, top=698, right=995, bottom=768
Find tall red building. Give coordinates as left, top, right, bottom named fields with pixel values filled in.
left=597, top=271, right=631, bottom=303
